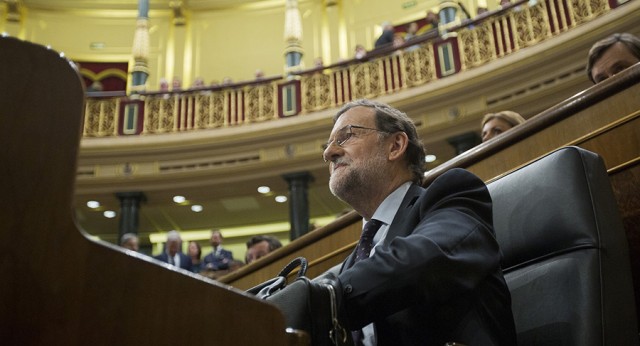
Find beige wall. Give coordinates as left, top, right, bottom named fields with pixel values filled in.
left=0, top=0, right=499, bottom=90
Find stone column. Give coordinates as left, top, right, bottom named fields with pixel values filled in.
left=283, top=172, right=314, bottom=240
left=284, top=0, right=304, bottom=75
left=116, top=191, right=147, bottom=241
left=130, top=0, right=150, bottom=92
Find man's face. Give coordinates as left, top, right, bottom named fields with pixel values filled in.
left=323, top=107, right=389, bottom=202
left=210, top=232, right=222, bottom=247
left=167, top=239, right=179, bottom=256
left=246, top=240, right=271, bottom=264
left=123, top=239, right=139, bottom=252
left=591, top=42, right=640, bottom=84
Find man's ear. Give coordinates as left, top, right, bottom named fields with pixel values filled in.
left=387, top=132, right=409, bottom=161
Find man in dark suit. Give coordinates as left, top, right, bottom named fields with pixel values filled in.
left=321, top=99, right=516, bottom=345
left=154, top=230, right=192, bottom=271
left=374, top=22, right=395, bottom=48
left=202, top=229, right=234, bottom=271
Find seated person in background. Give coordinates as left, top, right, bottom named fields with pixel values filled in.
left=221, top=77, right=233, bottom=86
left=404, top=22, right=419, bottom=41
left=586, top=32, right=640, bottom=84
left=120, top=233, right=139, bottom=252
left=392, top=33, right=406, bottom=50
left=187, top=241, right=203, bottom=273
left=203, top=229, right=234, bottom=271
left=191, top=77, right=205, bottom=89
left=354, top=44, right=367, bottom=60
left=425, top=10, right=439, bottom=30
left=154, top=231, right=192, bottom=271
left=245, top=235, right=283, bottom=264
left=403, top=24, right=421, bottom=55
left=375, top=21, right=395, bottom=48
left=171, top=76, right=182, bottom=91
left=86, top=80, right=104, bottom=92
left=313, top=57, right=324, bottom=68
left=481, top=110, right=525, bottom=142
left=320, top=99, right=516, bottom=345
left=159, top=78, right=169, bottom=92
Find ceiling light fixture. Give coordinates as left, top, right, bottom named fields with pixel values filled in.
left=257, top=186, right=271, bottom=194
left=425, top=154, right=437, bottom=163
left=173, top=195, right=186, bottom=203
left=87, top=201, right=100, bottom=209
left=275, top=195, right=288, bottom=203
left=191, top=205, right=203, bottom=212
left=103, top=210, right=116, bottom=218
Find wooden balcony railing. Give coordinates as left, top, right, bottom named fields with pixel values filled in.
left=82, top=0, right=616, bottom=138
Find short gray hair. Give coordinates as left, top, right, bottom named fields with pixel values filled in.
left=166, top=230, right=181, bottom=242
left=120, top=233, right=138, bottom=246
left=334, top=99, right=426, bottom=184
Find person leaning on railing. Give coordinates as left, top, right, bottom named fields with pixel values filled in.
left=586, top=32, right=640, bottom=84
left=480, top=111, right=526, bottom=142
left=245, top=235, right=283, bottom=264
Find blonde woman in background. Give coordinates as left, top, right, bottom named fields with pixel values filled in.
left=481, top=111, right=526, bottom=142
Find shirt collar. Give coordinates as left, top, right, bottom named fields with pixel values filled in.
left=366, top=181, right=412, bottom=227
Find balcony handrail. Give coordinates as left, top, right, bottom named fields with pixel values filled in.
left=83, top=0, right=617, bottom=138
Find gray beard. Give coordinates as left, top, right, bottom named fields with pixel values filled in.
left=329, top=150, right=386, bottom=205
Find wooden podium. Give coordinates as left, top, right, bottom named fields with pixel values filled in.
left=0, top=36, right=306, bottom=345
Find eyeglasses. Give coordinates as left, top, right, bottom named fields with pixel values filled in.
left=323, top=124, right=388, bottom=151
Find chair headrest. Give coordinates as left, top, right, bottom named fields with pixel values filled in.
left=487, top=147, right=612, bottom=271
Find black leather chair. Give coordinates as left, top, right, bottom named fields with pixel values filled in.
left=487, top=146, right=638, bottom=345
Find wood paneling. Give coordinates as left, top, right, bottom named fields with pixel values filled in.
left=0, top=37, right=305, bottom=345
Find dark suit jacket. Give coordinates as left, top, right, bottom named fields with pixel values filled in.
left=338, top=168, right=516, bottom=345
left=154, top=252, right=193, bottom=272
left=202, top=248, right=234, bottom=270
left=374, top=29, right=395, bottom=48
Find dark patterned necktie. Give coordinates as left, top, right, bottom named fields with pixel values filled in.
left=354, top=219, right=383, bottom=263
left=351, top=219, right=383, bottom=346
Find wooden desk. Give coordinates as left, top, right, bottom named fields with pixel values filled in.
left=0, top=36, right=306, bottom=345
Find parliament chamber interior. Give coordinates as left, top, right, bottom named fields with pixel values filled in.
left=1, top=0, right=639, bottom=344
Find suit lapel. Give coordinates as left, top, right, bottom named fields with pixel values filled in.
left=383, top=184, right=423, bottom=245
left=341, top=184, right=424, bottom=273
left=341, top=219, right=363, bottom=273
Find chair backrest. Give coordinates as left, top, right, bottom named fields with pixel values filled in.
left=487, top=146, right=638, bottom=345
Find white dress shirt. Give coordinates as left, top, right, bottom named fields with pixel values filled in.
left=360, top=181, right=412, bottom=346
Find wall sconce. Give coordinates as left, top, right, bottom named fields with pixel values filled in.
left=170, top=1, right=186, bottom=26
left=5, top=0, right=22, bottom=23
